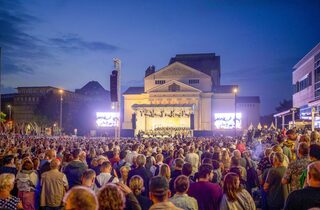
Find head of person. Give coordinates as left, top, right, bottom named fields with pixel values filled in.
left=98, top=183, right=125, bottom=210
left=182, top=162, right=193, bottom=177
left=100, top=161, right=112, bottom=173
left=120, top=166, right=130, bottom=181
left=231, top=156, right=240, bottom=167
left=50, top=158, right=61, bottom=170
left=297, top=142, right=309, bottom=159
left=129, top=175, right=144, bottom=196
left=149, top=176, right=170, bottom=204
left=270, top=152, right=284, bottom=167
left=307, top=161, right=320, bottom=187
left=22, top=159, right=34, bottom=171
left=156, top=154, right=164, bottom=163
left=0, top=173, right=15, bottom=193
left=73, top=148, right=81, bottom=159
left=202, top=158, right=213, bottom=165
left=310, top=143, right=320, bottom=161
left=174, top=175, right=190, bottom=194
left=286, top=129, right=297, bottom=140
left=136, top=154, right=146, bottom=168
left=232, top=150, right=241, bottom=159
left=264, top=148, right=272, bottom=159
left=82, top=169, right=96, bottom=188
left=46, top=149, right=57, bottom=160
left=223, top=172, right=241, bottom=201
left=159, top=164, right=171, bottom=181
left=173, top=158, right=184, bottom=170
left=3, top=155, right=14, bottom=165
left=198, top=164, right=214, bottom=182
left=119, top=150, right=127, bottom=160
left=64, top=186, right=98, bottom=210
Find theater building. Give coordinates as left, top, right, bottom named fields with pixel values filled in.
left=123, top=53, right=260, bottom=136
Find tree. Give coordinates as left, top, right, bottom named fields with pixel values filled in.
left=0, top=112, right=6, bottom=123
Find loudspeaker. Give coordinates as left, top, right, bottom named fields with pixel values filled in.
left=110, top=70, right=118, bottom=102
left=132, top=113, right=136, bottom=129
left=190, top=113, right=194, bottom=130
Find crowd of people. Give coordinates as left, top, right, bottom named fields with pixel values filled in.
left=138, top=127, right=192, bottom=139
left=0, top=127, right=319, bottom=210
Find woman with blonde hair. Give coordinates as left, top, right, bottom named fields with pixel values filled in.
left=0, top=173, right=23, bottom=210
left=129, top=175, right=152, bottom=210
left=159, top=164, right=171, bottom=182
left=220, top=172, right=256, bottom=210
left=97, top=183, right=126, bottom=210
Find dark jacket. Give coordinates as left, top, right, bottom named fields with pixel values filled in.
left=128, top=167, right=152, bottom=196
left=63, top=160, right=87, bottom=188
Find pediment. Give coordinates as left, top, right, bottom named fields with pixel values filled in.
left=147, top=80, right=202, bottom=93
left=146, top=62, right=210, bottom=79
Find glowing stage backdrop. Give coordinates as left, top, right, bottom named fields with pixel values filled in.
left=214, top=113, right=242, bottom=129
left=96, top=112, right=119, bottom=127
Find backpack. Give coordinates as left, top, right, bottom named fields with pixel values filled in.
left=94, top=176, right=115, bottom=188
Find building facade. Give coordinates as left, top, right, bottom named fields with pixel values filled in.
left=292, top=42, right=320, bottom=126
left=123, top=54, right=260, bottom=136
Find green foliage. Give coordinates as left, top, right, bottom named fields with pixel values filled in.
left=0, top=112, right=6, bottom=123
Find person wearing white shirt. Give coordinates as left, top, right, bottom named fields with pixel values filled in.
left=93, top=161, right=119, bottom=192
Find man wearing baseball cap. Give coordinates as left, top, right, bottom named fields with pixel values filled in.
left=149, top=176, right=182, bottom=210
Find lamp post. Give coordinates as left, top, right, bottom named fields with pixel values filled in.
left=233, top=87, right=238, bottom=137
left=7, top=104, right=11, bottom=120
left=59, top=89, right=64, bottom=135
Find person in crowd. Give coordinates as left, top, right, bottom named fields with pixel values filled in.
left=185, top=146, right=200, bottom=176
left=230, top=156, right=247, bottom=184
left=63, top=186, right=98, bottom=210
left=188, top=164, right=223, bottom=210
left=119, top=166, right=130, bottom=184
left=94, top=161, right=119, bottom=191
left=127, top=154, right=152, bottom=196
left=300, top=143, right=320, bottom=187
left=98, top=183, right=141, bottom=210
left=170, top=175, right=198, bottom=210
left=40, top=149, right=56, bottom=175
left=232, top=150, right=246, bottom=168
left=0, top=173, right=23, bottom=210
left=40, top=159, right=68, bottom=210
left=284, top=161, right=320, bottom=210
left=16, top=158, right=38, bottom=210
left=126, top=144, right=140, bottom=165
left=159, top=163, right=171, bottom=182
left=263, top=152, right=288, bottom=210
left=182, top=163, right=194, bottom=183
left=282, top=142, right=310, bottom=192
left=151, top=154, right=164, bottom=176
left=97, top=183, right=126, bottom=210
left=169, top=158, right=184, bottom=194
left=220, top=172, right=256, bottom=210
left=221, top=149, right=231, bottom=171
left=257, top=148, right=272, bottom=176
left=81, top=169, right=96, bottom=188
left=271, top=145, right=289, bottom=167
left=149, top=176, right=182, bottom=210
left=64, top=148, right=87, bottom=188
left=277, top=134, right=292, bottom=161
left=128, top=175, right=152, bottom=210
left=113, top=150, right=128, bottom=178
left=0, top=155, right=18, bottom=175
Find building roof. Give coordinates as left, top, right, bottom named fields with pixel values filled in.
left=76, top=81, right=109, bottom=95
left=169, top=53, right=220, bottom=76
left=212, top=85, right=238, bottom=93
left=293, top=42, right=320, bottom=70
left=236, top=96, right=260, bottom=103
left=123, top=87, right=144, bottom=95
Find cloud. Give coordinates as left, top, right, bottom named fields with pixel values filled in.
left=49, top=34, right=119, bottom=53
left=0, top=1, right=48, bottom=75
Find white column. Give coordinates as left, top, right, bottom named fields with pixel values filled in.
left=282, top=115, right=285, bottom=129
left=312, top=107, right=315, bottom=132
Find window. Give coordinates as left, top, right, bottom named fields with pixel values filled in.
left=168, top=83, right=180, bottom=92
left=295, top=73, right=312, bottom=93
left=155, top=80, right=165, bottom=85
left=189, top=79, right=199, bottom=84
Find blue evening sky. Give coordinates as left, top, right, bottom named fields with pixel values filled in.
left=1, top=0, right=320, bottom=115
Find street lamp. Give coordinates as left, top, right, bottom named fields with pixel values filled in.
left=7, top=104, right=11, bottom=120
left=233, top=88, right=238, bottom=137
left=59, top=89, right=64, bottom=135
